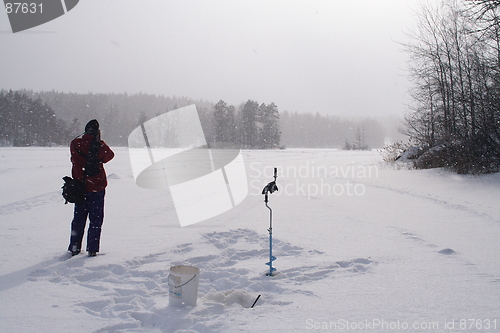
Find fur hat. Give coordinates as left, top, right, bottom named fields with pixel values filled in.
left=85, top=119, right=99, bottom=135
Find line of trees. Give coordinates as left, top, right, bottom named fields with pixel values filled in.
left=404, top=0, right=500, bottom=173
left=229, top=100, right=281, bottom=149
left=203, top=100, right=393, bottom=149
left=0, top=90, right=283, bottom=148
left=0, top=89, right=402, bottom=149
left=131, top=99, right=281, bottom=149
left=0, top=90, right=68, bottom=146
left=41, top=90, right=215, bottom=146
left=1, top=90, right=214, bottom=146
left=280, top=111, right=388, bottom=149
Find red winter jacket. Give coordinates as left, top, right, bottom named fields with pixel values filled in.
left=70, top=135, right=115, bottom=192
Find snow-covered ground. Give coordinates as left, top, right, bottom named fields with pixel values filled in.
left=1, top=147, right=499, bottom=333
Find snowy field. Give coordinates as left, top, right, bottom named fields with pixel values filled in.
left=1, top=147, right=500, bottom=333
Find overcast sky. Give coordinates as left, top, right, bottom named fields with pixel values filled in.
left=0, top=0, right=422, bottom=117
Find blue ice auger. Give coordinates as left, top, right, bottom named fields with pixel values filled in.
left=262, top=167, right=278, bottom=276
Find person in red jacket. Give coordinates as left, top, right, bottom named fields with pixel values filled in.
left=68, top=119, right=114, bottom=257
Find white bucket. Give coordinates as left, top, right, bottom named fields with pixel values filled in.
left=168, top=265, right=200, bottom=306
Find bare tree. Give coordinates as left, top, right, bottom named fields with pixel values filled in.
left=403, top=0, right=500, bottom=173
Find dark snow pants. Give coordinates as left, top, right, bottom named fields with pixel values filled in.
left=68, top=190, right=105, bottom=253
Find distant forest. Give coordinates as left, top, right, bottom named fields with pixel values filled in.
left=0, top=89, right=403, bottom=149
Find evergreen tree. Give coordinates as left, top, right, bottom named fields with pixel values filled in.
left=213, top=100, right=236, bottom=146
left=0, top=90, right=68, bottom=146
left=258, top=102, right=281, bottom=148
left=240, top=100, right=259, bottom=148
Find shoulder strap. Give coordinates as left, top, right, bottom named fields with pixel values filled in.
left=70, top=141, right=88, bottom=184
left=71, top=141, right=88, bottom=160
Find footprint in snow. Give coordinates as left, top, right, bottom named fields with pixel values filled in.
left=438, top=248, right=456, bottom=255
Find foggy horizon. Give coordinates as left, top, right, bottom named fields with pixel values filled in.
left=0, top=0, right=421, bottom=118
